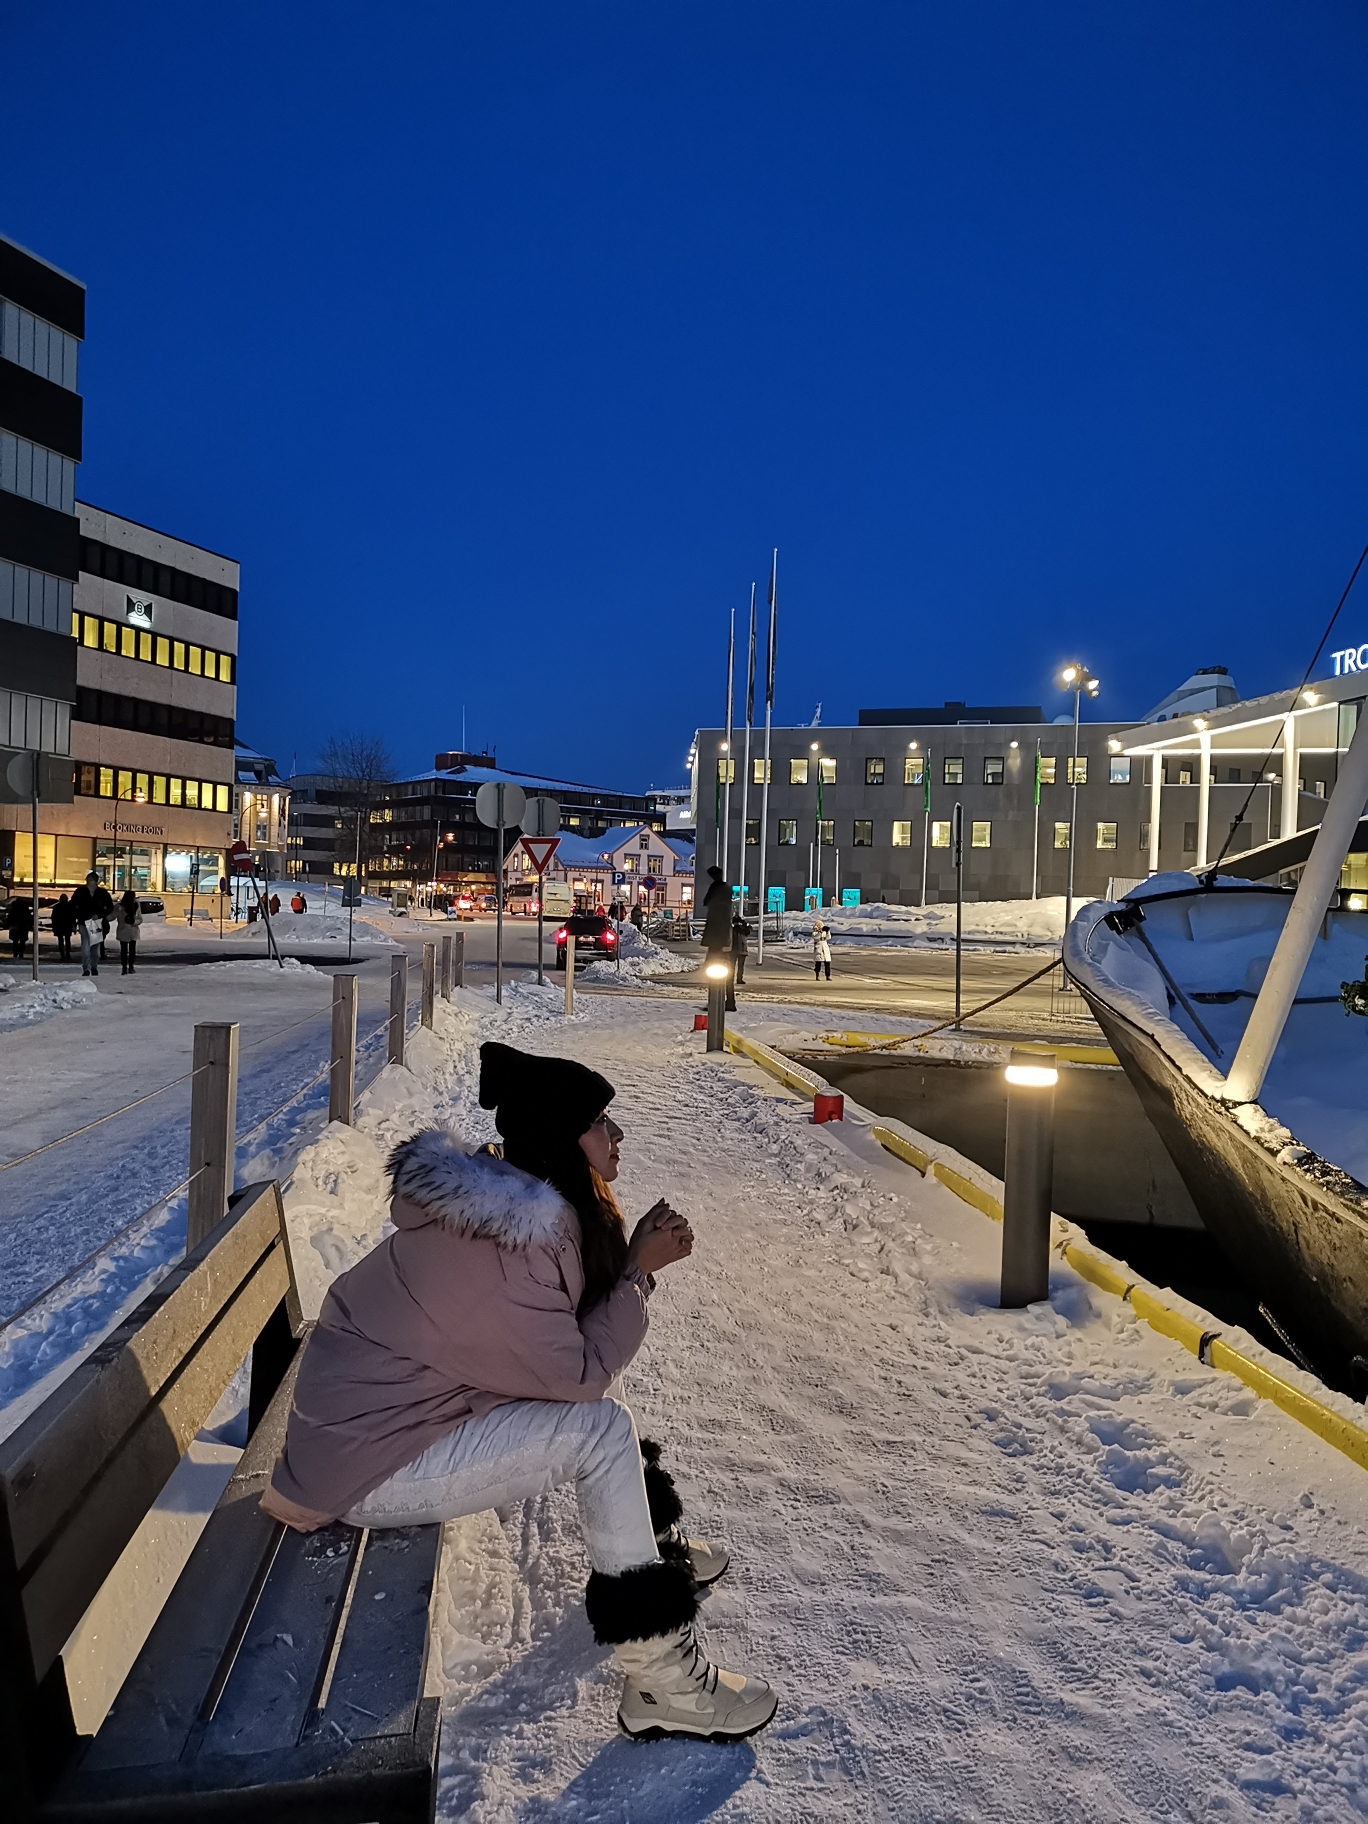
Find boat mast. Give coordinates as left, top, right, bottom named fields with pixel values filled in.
left=1223, top=707, right=1368, bottom=1103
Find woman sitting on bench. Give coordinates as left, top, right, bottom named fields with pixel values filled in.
left=262, top=1040, right=777, bottom=1743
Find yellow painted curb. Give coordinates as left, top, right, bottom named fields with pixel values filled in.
left=724, top=1022, right=1368, bottom=1476
left=819, top=1030, right=1118, bottom=1066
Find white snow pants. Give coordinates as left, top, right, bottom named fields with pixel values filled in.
left=343, top=1396, right=660, bottom=1576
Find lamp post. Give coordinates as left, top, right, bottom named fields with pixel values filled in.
left=704, top=957, right=730, bottom=1051
left=110, top=782, right=148, bottom=896
left=1000, top=1049, right=1058, bottom=1307
left=810, top=741, right=822, bottom=906
left=1058, top=663, right=1100, bottom=937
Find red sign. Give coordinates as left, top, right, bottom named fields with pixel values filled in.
left=229, top=839, right=249, bottom=856
left=520, top=836, right=560, bottom=874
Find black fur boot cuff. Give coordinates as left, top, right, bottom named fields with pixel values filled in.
left=639, top=1436, right=684, bottom=1533
left=585, top=1558, right=699, bottom=1645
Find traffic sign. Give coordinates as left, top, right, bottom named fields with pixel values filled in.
left=612, top=871, right=626, bottom=886
left=520, top=835, right=560, bottom=874
left=475, top=781, right=526, bottom=829
left=523, top=796, right=560, bottom=838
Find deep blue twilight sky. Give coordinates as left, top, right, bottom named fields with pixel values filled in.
left=7, top=3, right=1368, bottom=788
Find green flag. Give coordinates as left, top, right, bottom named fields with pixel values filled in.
left=923, top=750, right=931, bottom=816
left=1033, top=742, right=1042, bottom=808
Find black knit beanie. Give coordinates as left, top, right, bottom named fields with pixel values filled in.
left=478, top=1041, right=614, bottom=1150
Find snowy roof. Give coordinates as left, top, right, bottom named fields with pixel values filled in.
left=235, top=742, right=285, bottom=786
left=662, top=836, right=694, bottom=867
left=548, top=832, right=615, bottom=869
left=394, top=762, right=644, bottom=798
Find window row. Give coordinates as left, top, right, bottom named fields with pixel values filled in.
left=1, top=689, right=70, bottom=756
left=764, top=817, right=1135, bottom=851
left=79, top=536, right=239, bottom=623
left=74, top=686, right=236, bottom=749
left=74, top=611, right=234, bottom=682
left=0, top=558, right=72, bottom=634
left=75, top=764, right=232, bottom=813
left=0, top=297, right=80, bottom=390
left=715, top=753, right=1133, bottom=788
left=0, top=430, right=75, bottom=514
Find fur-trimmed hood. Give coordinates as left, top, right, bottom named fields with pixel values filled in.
left=387, top=1128, right=574, bottom=1251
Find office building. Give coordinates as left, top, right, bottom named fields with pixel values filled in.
left=235, top=744, right=290, bottom=877
left=505, top=824, right=695, bottom=910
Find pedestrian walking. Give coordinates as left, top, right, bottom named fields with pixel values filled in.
left=260, top=1041, right=776, bottom=1744
left=269, top=892, right=281, bottom=916
left=300, top=892, right=308, bottom=913
left=812, top=918, right=832, bottom=982
left=51, top=893, right=75, bottom=963
left=71, top=871, right=114, bottom=976
left=116, top=889, right=143, bottom=975
left=730, top=916, right=750, bottom=986
left=6, top=896, right=33, bottom=961
left=630, top=902, right=644, bottom=932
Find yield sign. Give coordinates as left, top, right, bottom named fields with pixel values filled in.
left=520, top=835, right=560, bottom=874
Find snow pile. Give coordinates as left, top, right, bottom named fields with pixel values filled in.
left=783, top=894, right=1087, bottom=950
left=580, top=922, right=696, bottom=984
left=202, top=957, right=324, bottom=975
left=0, top=973, right=99, bottom=1030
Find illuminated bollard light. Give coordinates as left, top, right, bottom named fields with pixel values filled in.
left=1000, top=1049, right=1058, bottom=1308
left=704, top=959, right=730, bottom=1052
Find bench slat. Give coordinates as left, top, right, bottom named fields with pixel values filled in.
left=1, top=1185, right=284, bottom=1574
left=316, top=1525, right=441, bottom=1742
left=77, top=1351, right=303, bottom=1774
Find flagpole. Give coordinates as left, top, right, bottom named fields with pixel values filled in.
left=721, top=611, right=735, bottom=881
left=1031, top=738, right=1041, bottom=900
left=756, top=552, right=777, bottom=963
left=738, top=584, right=757, bottom=910
left=920, top=746, right=931, bottom=907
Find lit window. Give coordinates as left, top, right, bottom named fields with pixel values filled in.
left=818, top=820, right=834, bottom=845
left=173, top=641, right=186, bottom=670
left=790, top=757, right=809, bottom=785
left=1096, top=822, right=1117, bottom=850
left=204, top=651, right=217, bottom=680
left=903, top=754, right=924, bottom=785
left=185, top=780, right=199, bottom=808
left=778, top=819, right=797, bottom=845
left=116, top=768, right=132, bottom=798
left=155, top=636, right=170, bottom=667
left=943, top=757, right=963, bottom=786
left=189, top=645, right=203, bottom=676
left=102, top=620, right=117, bottom=653
left=716, top=758, right=734, bottom=783
left=853, top=820, right=873, bottom=846
left=99, top=766, right=114, bottom=797
left=745, top=820, right=759, bottom=845
left=1067, top=756, right=1088, bottom=785
left=169, top=776, right=183, bottom=806
left=120, top=625, right=136, bottom=658
left=138, top=630, right=152, bottom=662
left=1038, top=756, right=1057, bottom=786
left=1054, top=822, right=1070, bottom=849
left=819, top=757, right=836, bottom=785
left=1109, top=756, right=1131, bottom=784
left=216, top=783, right=230, bottom=812
left=983, top=757, right=1004, bottom=785
left=220, top=653, right=233, bottom=684
left=135, top=772, right=149, bottom=798
left=972, top=821, right=991, bottom=848
left=752, top=758, right=769, bottom=784
left=82, top=615, right=99, bottom=647
left=1177, top=767, right=1192, bottom=786
left=152, top=775, right=167, bottom=804
left=931, top=820, right=951, bottom=848
left=892, top=820, right=911, bottom=846
left=865, top=757, right=884, bottom=786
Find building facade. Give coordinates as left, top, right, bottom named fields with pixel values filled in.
left=363, top=754, right=657, bottom=894
left=505, top=825, right=694, bottom=910
left=234, top=744, right=290, bottom=878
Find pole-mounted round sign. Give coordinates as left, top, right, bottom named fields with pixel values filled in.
left=475, top=781, right=526, bottom=829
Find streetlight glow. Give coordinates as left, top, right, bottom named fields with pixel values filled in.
left=704, top=961, right=730, bottom=980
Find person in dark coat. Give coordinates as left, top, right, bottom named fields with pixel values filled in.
left=71, top=871, right=115, bottom=976
left=700, top=866, right=733, bottom=959
left=7, top=897, right=33, bottom=961
left=730, top=916, right=750, bottom=985
left=51, top=893, right=75, bottom=963
left=630, top=902, right=644, bottom=932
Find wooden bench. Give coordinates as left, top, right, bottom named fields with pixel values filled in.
left=2, top=1182, right=444, bottom=1824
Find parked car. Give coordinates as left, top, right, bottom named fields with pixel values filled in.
left=138, top=897, right=166, bottom=919
left=554, top=912, right=619, bottom=969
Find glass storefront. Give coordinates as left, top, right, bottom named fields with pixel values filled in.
left=163, top=848, right=224, bottom=894
left=95, top=842, right=159, bottom=894
left=10, top=833, right=95, bottom=884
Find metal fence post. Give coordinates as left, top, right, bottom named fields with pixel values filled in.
left=329, top=972, right=357, bottom=1125
left=1000, top=1049, right=1058, bottom=1307
left=564, top=932, right=575, bottom=1016
left=421, top=942, right=435, bottom=1028
left=452, top=929, right=464, bottom=987
left=440, top=934, right=453, bottom=1001
left=188, top=1021, right=239, bottom=1250
left=388, top=951, right=408, bottom=1065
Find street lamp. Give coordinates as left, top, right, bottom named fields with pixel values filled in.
left=809, top=741, right=824, bottom=905
left=110, top=781, right=148, bottom=895
left=1058, top=663, right=1100, bottom=935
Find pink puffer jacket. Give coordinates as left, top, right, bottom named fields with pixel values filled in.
left=263, top=1133, right=651, bottom=1527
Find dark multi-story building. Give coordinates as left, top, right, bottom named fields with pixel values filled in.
left=367, top=752, right=654, bottom=893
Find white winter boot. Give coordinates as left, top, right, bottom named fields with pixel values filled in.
left=657, top=1520, right=730, bottom=1587
left=585, top=1559, right=778, bottom=1744
left=614, top=1621, right=779, bottom=1743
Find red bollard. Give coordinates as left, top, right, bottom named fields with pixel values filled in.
left=812, top=1092, right=844, bottom=1124
left=693, top=1013, right=709, bottom=1031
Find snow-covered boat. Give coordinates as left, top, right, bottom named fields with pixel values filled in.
left=1065, top=871, right=1368, bottom=1391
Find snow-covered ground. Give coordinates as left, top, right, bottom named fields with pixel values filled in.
left=0, top=971, right=99, bottom=1030
left=580, top=922, right=697, bottom=985
left=46, top=982, right=1368, bottom=1818
left=783, top=894, right=1088, bottom=950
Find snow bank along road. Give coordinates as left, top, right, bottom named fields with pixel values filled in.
left=212, top=986, right=1368, bottom=1821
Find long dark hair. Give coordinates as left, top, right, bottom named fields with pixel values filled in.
left=502, top=1135, right=628, bottom=1316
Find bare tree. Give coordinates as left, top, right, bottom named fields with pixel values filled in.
left=318, top=733, right=396, bottom=885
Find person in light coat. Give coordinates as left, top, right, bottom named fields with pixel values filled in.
left=115, top=889, right=142, bottom=975
left=812, top=918, right=832, bottom=981
left=261, top=1042, right=777, bottom=1745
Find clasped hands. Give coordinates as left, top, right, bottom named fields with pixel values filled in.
left=627, top=1199, right=694, bottom=1276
